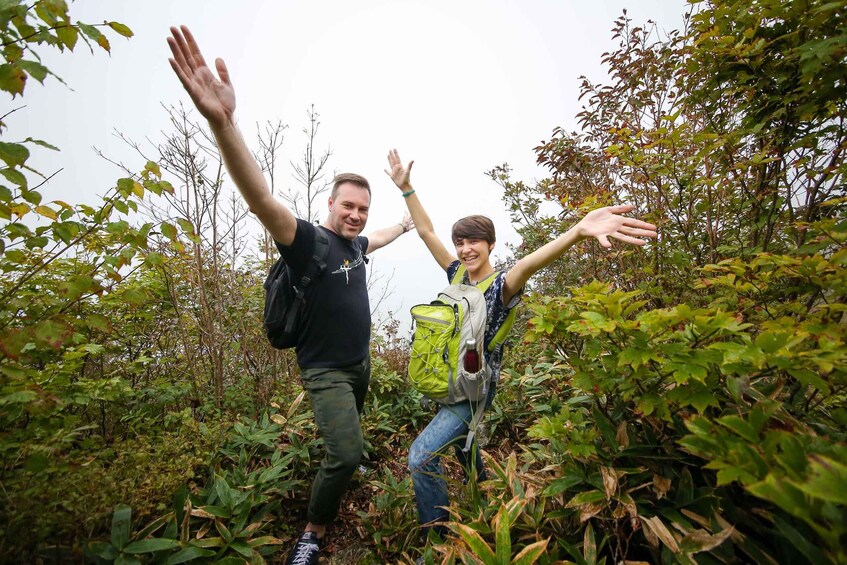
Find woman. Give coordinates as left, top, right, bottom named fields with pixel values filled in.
left=384, top=148, right=657, bottom=536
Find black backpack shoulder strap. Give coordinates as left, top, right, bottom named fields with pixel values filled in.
left=354, top=235, right=369, bottom=264
left=284, top=227, right=330, bottom=335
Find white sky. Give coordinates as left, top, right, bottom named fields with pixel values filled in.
left=18, top=0, right=687, bottom=328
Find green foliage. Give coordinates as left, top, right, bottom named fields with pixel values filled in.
left=3, top=0, right=846, bottom=563
left=356, top=467, right=419, bottom=558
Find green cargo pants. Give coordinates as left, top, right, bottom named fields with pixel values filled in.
left=299, top=356, right=370, bottom=525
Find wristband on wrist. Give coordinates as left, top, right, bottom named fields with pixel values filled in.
left=401, top=189, right=415, bottom=198
left=398, top=223, right=407, bottom=233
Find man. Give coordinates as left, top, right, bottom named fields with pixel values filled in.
left=167, top=26, right=413, bottom=565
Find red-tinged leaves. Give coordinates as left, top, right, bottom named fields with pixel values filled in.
left=0, top=63, right=26, bottom=96
left=57, top=275, right=97, bottom=301
left=85, top=314, right=113, bottom=334
left=33, top=317, right=75, bottom=349
left=0, top=327, right=32, bottom=360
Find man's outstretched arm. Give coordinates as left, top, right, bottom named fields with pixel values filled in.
left=167, top=25, right=297, bottom=245
left=365, top=212, right=415, bottom=254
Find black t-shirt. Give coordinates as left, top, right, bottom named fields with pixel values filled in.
left=276, top=219, right=371, bottom=369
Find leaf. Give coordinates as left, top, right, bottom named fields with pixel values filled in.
left=0, top=63, right=26, bottom=96
left=0, top=328, right=31, bottom=360
left=33, top=317, right=75, bottom=349
left=716, top=415, right=759, bottom=443
left=164, top=546, right=216, bottom=564
left=111, top=505, right=132, bottom=550
left=583, top=521, right=597, bottom=564
left=1, top=167, right=27, bottom=187
left=58, top=275, right=96, bottom=301
left=247, top=536, right=284, bottom=547
left=78, top=22, right=111, bottom=52
left=145, top=161, right=161, bottom=178
left=176, top=218, right=195, bottom=235
left=640, top=516, right=679, bottom=553
left=678, top=526, right=734, bottom=555
left=494, top=504, right=511, bottom=563
left=0, top=390, right=37, bottom=406
left=794, top=455, right=847, bottom=505
left=512, top=538, right=549, bottom=565
left=21, top=189, right=42, bottom=205
left=25, top=235, right=48, bottom=249
left=214, top=477, right=235, bottom=508
left=601, top=467, right=619, bottom=499
left=34, top=205, right=57, bottom=220
left=18, top=59, right=48, bottom=83
left=0, top=141, right=29, bottom=167
left=108, top=22, right=134, bottom=38
left=123, top=538, right=181, bottom=554
left=161, top=222, right=177, bottom=241
left=87, top=541, right=118, bottom=560
left=455, top=523, right=496, bottom=563
left=229, top=540, right=253, bottom=558
left=56, top=23, right=78, bottom=50
left=86, top=314, right=113, bottom=333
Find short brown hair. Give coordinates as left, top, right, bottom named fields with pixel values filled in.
left=452, top=215, right=496, bottom=245
left=331, top=173, right=371, bottom=199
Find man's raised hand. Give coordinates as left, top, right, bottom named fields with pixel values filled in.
left=575, top=205, right=658, bottom=248
left=167, top=25, right=235, bottom=127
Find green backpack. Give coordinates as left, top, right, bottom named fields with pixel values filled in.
left=408, top=266, right=516, bottom=451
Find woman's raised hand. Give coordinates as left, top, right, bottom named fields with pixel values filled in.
left=575, top=205, right=658, bottom=248
left=385, top=149, right=414, bottom=192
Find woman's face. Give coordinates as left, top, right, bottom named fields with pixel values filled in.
left=454, top=237, right=493, bottom=271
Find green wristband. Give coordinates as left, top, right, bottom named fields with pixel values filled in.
left=401, top=189, right=415, bottom=198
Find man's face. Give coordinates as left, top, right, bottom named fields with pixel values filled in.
left=327, top=182, right=370, bottom=240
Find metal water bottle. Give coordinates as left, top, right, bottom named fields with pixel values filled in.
left=463, top=338, right=480, bottom=373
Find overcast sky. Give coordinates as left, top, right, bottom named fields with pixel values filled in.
left=19, top=0, right=687, bottom=327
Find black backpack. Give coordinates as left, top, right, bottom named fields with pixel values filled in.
left=262, top=228, right=330, bottom=349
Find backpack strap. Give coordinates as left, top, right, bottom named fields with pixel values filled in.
left=284, top=228, right=330, bottom=336
left=451, top=265, right=516, bottom=352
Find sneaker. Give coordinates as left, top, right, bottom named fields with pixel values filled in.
left=285, top=531, right=321, bottom=565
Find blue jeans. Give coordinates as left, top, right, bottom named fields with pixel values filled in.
left=408, top=400, right=487, bottom=531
